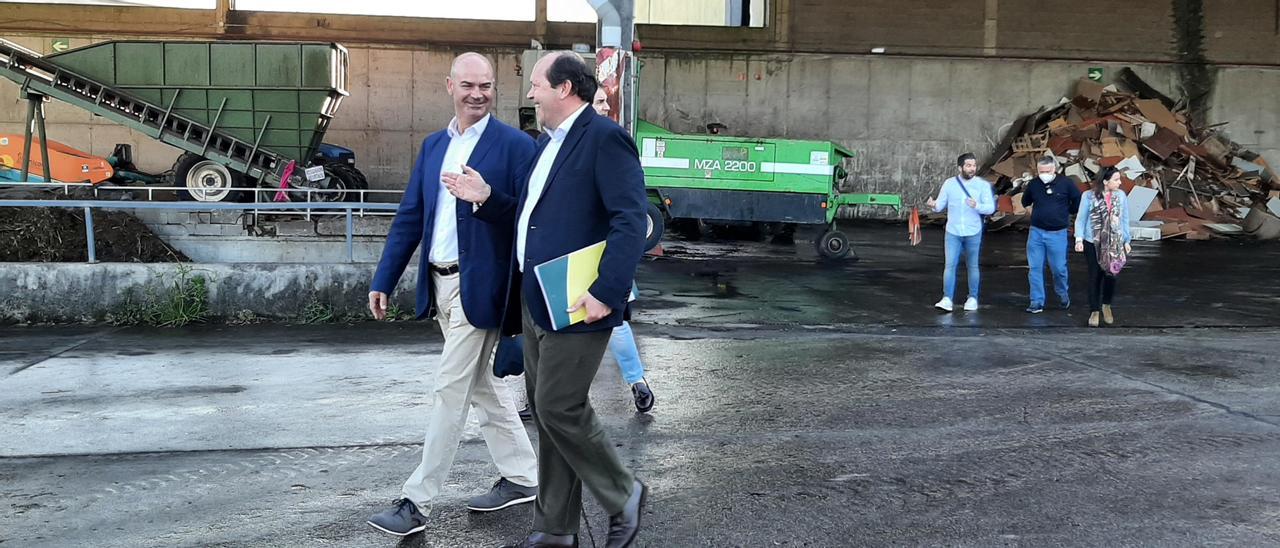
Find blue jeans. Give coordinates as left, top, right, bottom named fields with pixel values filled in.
left=943, top=232, right=982, bottom=300
left=1027, top=227, right=1070, bottom=307
left=608, top=321, right=645, bottom=385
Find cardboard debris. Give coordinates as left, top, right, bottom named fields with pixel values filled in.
left=1064, top=163, right=1089, bottom=183
left=1134, top=99, right=1187, bottom=138
left=1141, top=128, right=1181, bottom=159
left=977, top=67, right=1280, bottom=241
left=1115, top=155, right=1147, bottom=177
left=1075, top=78, right=1105, bottom=107
left=1233, top=157, right=1265, bottom=177
left=1244, top=206, right=1280, bottom=240
left=1128, top=185, right=1159, bottom=220
left=1131, top=226, right=1163, bottom=241
left=1101, top=137, right=1125, bottom=158
left=1205, top=223, right=1244, bottom=234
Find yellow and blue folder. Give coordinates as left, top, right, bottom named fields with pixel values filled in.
left=533, top=241, right=637, bottom=331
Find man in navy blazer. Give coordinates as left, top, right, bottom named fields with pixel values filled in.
left=364, top=53, right=540, bottom=538
left=456, top=51, right=648, bottom=548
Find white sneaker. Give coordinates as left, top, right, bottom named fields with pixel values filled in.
left=963, top=297, right=979, bottom=311
left=934, top=297, right=953, bottom=312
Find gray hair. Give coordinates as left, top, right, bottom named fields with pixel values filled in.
left=1037, top=156, right=1057, bottom=167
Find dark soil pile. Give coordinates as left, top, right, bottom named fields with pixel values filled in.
left=0, top=203, right=188, bottom=263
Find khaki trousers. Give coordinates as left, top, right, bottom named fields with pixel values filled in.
left=401, top=270, right=538, bottom=509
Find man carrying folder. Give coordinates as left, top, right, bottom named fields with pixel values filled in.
left=446, top=51, right=649, bottom=548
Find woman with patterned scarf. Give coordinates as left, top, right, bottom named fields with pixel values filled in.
left=1074, top=167, right=1133, bottom=327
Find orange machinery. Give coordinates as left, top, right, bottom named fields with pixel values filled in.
left=0, top=133, right=113, bottom=184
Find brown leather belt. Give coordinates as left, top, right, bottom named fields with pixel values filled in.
left=430, top=263, right=460, bottom=276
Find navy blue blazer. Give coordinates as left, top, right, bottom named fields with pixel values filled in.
left=476, top=108, right=647, bottom=334
left=371, top=117, right=536, bottom=329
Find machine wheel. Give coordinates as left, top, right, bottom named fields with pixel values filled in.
left=288, top=164, right=368, bottom=203
left=816, top=229, right=852, bottom=260
left=172, top=153, right=248, bottom=202
left=644, top=202, right=666, bottom=251
left=325, top=164, right=369, bottom=202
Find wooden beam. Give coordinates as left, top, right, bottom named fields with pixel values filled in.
left=0, top=3, right=782, bottom=51
left=216, top=0, right=231, bottom=35
left=535, top=0, right=549, bottom=45
left=0, top=4, right=220, bottom=36
left=637, top=25, right=776, bottom=51
left=771, top=0, right=792, bottom=48
left=984, top=0, right=998, bottom=55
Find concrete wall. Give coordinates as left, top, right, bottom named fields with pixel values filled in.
left=131, top=209, right=396, bottom=263
left=4, top=34, right=1280, bottom=213
left=0, top=262, right=416, bottom=323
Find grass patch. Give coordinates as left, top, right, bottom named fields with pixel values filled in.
left=106, top=265, right=209, bottom=327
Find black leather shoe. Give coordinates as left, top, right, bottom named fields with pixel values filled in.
left=501, top=532, right=577, bottom=548
left=605, top=480, right=647, bottom=548
left=630, top=380, right=654, bottom=414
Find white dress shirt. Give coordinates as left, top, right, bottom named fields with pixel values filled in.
left=932, top=175, right=995, bottom=237
left=516, top=104, right=589, bottom=272
left=430, top=114, right=490, bottom=264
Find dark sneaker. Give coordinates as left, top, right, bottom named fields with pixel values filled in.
left=518, top=406, right=533, bottom=422
left=1059, top=299, right=1071, bottom=310
left=631, top=380, right=655, bottom=413
left=1025, top=305, right=1044, bottom=314
left=366, top=498, right=427, bottom=537
left=466, top=478, right=537, bottom=512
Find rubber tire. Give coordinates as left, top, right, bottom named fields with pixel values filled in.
left=816, top=230, right=852, bottom=260
left=328, top=164, right=369, bottom=191
left=644, top=202, right=666, bottom=252
left=172, top=153, right=247, bottom=202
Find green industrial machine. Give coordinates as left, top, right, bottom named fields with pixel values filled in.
left=520, top=47, right=900, bottom=259
left=0, top=38, right=365, bottom=202
left=634, top=120, right=900, bottom=259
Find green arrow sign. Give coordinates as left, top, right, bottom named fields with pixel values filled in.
left=51, top=39, right=69, bottom=53
left=1087, top=67, right=1103, bottom=82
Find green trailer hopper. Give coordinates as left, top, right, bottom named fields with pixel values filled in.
left=635, top=120, right=901, bottom=259
left=0, top=38, right=357, bottom=201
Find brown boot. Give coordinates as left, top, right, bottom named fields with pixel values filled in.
left=1101, top=305, right=1114, bottom=325
left=1088, top=312, right=1100, bottom=327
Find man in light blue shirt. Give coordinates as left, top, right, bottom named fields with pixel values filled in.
left=926, top=153, right=996, bottom=312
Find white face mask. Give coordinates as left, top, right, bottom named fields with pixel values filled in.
left=1038, top=173, right=1055, bottom=183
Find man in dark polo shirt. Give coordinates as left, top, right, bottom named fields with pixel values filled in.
left=1021, top=156, right=1082, bottom=314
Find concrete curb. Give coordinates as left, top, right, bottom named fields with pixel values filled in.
left=0, top=263, right=418, bottom=323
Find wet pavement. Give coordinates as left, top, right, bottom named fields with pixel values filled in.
left=2, top=224, right=1280, bottom=547
left=639, top=223, right=1280, bottom=329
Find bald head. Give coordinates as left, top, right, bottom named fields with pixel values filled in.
left=450, top=52, right=494, bottom=79
left=446, top=52, right=495, bottom=130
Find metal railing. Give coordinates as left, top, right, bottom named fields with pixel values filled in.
left=0, top=198, right=400, bottom=263
left=0, top=180, right=404, bottom=213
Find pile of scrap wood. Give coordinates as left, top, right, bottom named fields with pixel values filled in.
left=975, top=67, right=1280, bottom=240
